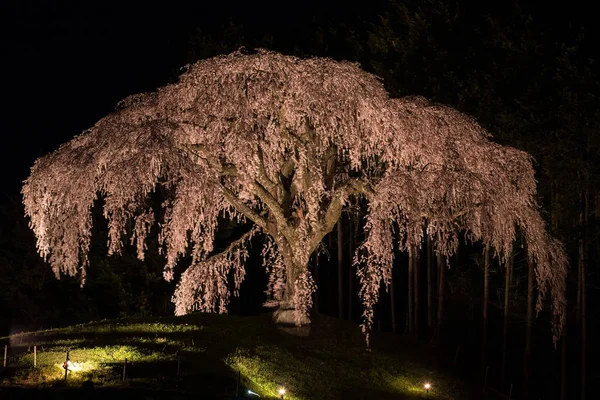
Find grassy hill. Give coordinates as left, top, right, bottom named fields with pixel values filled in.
left=0, top=313, right=472, bottom=399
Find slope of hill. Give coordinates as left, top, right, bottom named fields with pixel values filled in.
left=0, top=313, right=471, bottom=399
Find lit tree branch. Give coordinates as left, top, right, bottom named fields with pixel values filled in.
left=219, top=185, right=268, bottom=230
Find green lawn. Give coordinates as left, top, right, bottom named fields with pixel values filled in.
left=0, top=313, right=469, bottom=399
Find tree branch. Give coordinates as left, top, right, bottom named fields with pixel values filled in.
left=319, top=178, right=374, bottom=238
left=347, top=178, right=375, bottom=198
left=185, top=143, right=238, bottom=177
left=214, top=226, right=259, bottom=256
left=321, top=146, right=338, bottom=191
left=187, top=142, right=289, bottom=237
left=219, top=185, right=269, bottom=230
left=251, top=181, right=290, bottom=230
left=256, top=146, right=277, bottom=191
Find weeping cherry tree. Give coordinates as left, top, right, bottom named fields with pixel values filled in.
left=23, top=50, right=567, bottom=342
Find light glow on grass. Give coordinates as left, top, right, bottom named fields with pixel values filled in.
left=64, top=360, right=82, bottom=371
left=12, top=345, right=172, bottom=386
left=56, top=360, right=92, bottom=373
left=226, top=349, right=298, bottom=399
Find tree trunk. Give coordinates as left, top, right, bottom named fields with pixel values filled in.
left=337, top=219, right=344, bottom=319
left=391, top=267, right=397, bottom=333
left=561, top=318, right=568, bottom=400
left=427, top=236, right=433, bottom=331
left=502, top=252, right=513, bottom=383
left=329, top=232, right=335, bottom=315
left=348, top=214, right=354, bottom=322
left=481, top=245, right=490, bottom=371
left=524, top=248, right=535, bottom=390
left=552, top=181, right=568, bottom=400
left=408, top=251, right=414, bottom=335
left=435, top=251, right=445, bottom=342
left=576, top=234, right=582, bottom=342
left=413, top=245, right=420, bottom=337
left=273, top=249, right=313, bottom=327
left=314, top=253, right=320, bottom=314
left=580, top=188, right=588, bottom=400
left=378, top=286, right=383, bottom=332
left=581, top=255, right=587, bottom=400
left=280, top=262, right=300, bottom=310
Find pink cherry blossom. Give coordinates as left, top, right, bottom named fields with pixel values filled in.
left=23, top=50, right=566, bottom=343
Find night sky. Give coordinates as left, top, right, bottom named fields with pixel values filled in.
left=1, top=0, right=596, bottom=195
left=0, top=0, right=385, bottom=193
left=2, top=1, right=191, bottom=192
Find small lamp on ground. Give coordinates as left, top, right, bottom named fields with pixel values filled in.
left=278, top=387, right=286, bottom=399
left=424, top=382, right=431, bottom=393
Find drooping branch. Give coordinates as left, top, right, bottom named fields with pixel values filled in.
left=320, top=178, right=374, bottom=236
left=219, top=186, right=268, bottom=231
left=262, top=235, right=286, bottom=302
left=172, top=227, right=259, bottom=316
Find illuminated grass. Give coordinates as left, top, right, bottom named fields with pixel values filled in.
left=226, top=342, right=457, bottom=400
left=5, top=346, right=173, bottom=387
left=227, top=348, right=306, bottom=400
left=0, top=314, right=468, bottom=398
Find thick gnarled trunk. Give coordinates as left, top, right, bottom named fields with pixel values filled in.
left=270, top=217, right=337, bottom=327
left=273, top=252, right=313, bottom=326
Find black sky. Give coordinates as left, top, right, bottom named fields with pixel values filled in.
left=0, top=0, right=596, bottom=197
left=0, top=0, right=376, bottom=192
left=1, top=1, right=192, bottom=192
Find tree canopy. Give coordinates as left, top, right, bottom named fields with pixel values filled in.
left=23, top=50, right=566, bottom=342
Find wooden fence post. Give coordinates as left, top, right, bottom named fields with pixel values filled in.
left=3, top=345, right=6, bottom=367
left=34, top=345, right=37, bottom=368
left=122, top=358, right=127, bottom=382
left=64, top=351, right=70, bottom=381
